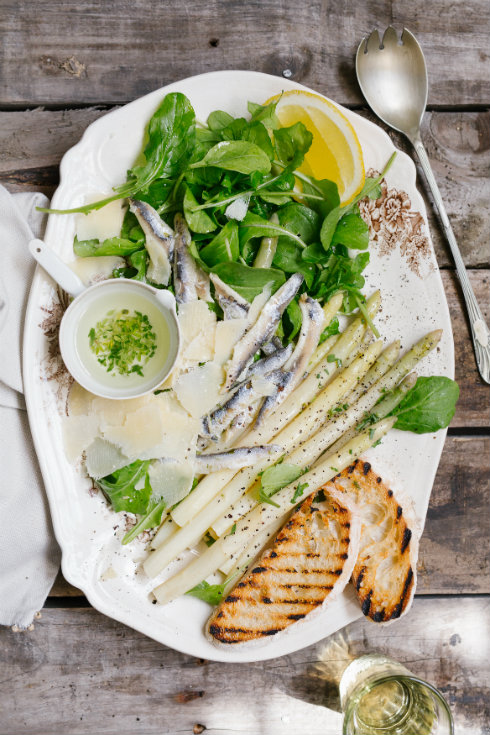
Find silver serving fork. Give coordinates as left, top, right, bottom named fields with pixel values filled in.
left=356, top=27, right=490, bottom=384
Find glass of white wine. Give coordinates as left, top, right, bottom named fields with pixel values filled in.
left=339, top=654, right=454, bottom=735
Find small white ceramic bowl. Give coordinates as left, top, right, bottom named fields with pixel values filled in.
left=29, top=239, right=180, bottom=400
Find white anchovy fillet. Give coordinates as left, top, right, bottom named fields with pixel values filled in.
left=238, top=344, right=293, bottom=383
left=224, top=273, right=304, bottom=389
left=202, top=371, right=285, bottom=441
left=261, top=336, right=284, bottom=356
left=194, top=445, right=282, bottom=473
left=129, top=199, right=174, bottom=286
left=210, top=273, right=250, bottom=320
left=173, top=213, right=211, bottom=303
left=256, top=295, right=324, bottom=424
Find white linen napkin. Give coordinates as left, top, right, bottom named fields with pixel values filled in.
left=0, top=185, right=61, bottom=628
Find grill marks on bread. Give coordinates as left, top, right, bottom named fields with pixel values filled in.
left=327, top=460, right=417, bottom=623
left=207, top=493, right=358, bottom=644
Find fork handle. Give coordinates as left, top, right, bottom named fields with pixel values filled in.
left=411, top=134, right=490, bottom=384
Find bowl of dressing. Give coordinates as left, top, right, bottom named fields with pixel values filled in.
left=29, top=239, right=180, bottom=399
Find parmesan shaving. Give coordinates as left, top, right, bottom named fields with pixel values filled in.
left=174, top=362, right=224, bottom=419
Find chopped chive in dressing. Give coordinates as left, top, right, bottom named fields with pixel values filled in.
left=88, top=308, right=157, bottom=377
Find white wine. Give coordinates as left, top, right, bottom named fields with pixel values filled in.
left=76, top=288, right=171, bottom=390
left=340, top=655, right=453, bottom=735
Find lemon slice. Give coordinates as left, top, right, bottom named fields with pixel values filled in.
left=266, top=90, right=365, bottom=206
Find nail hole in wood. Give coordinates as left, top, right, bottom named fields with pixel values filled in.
left=209, top=38, right=219, bottom=48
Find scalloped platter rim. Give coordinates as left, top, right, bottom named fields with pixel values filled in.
left=23, top=71, right=454, bottom=662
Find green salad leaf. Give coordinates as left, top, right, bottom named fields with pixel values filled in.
left=389, top=376, right=459, bottom=433
left=96, top=460, right=151, bottom=514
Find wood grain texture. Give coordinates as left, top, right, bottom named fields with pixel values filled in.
left=443, top=270, right=490, bottom=428
left=0, top=107, right=488, bottom=268
left=0, top=0, right=489, bottom=107
left=1, top=598, right=488, bottom=734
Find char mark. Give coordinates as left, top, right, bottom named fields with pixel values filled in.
left=287, top=613, right=306, bottom=621
left=363, top=461, right=371, bottom=475
left=401, top=527, right=412, bottom=553
left=361, top=589, right=373, bottom=616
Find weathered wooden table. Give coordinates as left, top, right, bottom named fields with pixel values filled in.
left=1, top=2, right=489, bottom=733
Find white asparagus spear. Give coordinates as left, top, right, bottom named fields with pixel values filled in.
left=146, top=342, right=382, bottom=578
left=152, top=418, right=395, bottom=605
left=170, top=292, right=380, bottom=528
left=210, top=341, right=400, bottom=537
left=150, top=516, right=178, bottom=550
left=210, top=332, right=438, bottom=536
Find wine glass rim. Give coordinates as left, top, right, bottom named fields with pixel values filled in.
left=342, top=672, right=454, bottom=734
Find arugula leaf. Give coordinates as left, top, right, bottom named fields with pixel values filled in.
left=96, top=460, right=151, bottom=514
left=331, top=211, right=369, bottom=250
left=220, top=118, right=275, bottom=160
left=112, top=248, right=147, bottom=282
left=121, top=498, right=166, bottom=545
left=319, top=316, right=340, bottom=343
left=274, top=122, right=313, bottom=169
left=390, top=376, right=459, bottom=433
left=186, top=579, right=229, bottom=606
left=183, top=187, right=217, bottom=233
left=190, top=140, right=272, bottom=175
left=127, top=249, right=148, bottom=281
left=277, top=202, right=320, bottom=245
left=291, top=481, right=309, bottom=504
left=207, top=110, right=234, bottom=131
left=272, top=239, right=315, bottom=288
left=199, top=221, right=239, bottom=267
left=122, top=92, right=196, bottom=193
left=239, top=212, right=310, bottom=251
left=73, top=235, right=143, bottom=258
left=186, top=567, right=244, bottom=606
left=247, top=99, right=280, bottom=129
left=320, top=206, right=342, bottom=250
left=300, top=176, right=340, bottom=216
left=283, top=298, right=303, bottom=341
left=260, top=464, right=304, bottom=493
left=212, top=261, right=285, bottom=301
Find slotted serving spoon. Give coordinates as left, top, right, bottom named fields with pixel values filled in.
left=356, top=27, right=490, bottom=384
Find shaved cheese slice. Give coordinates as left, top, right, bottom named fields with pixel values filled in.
left=178, top=301, right=216, bottom=346
left=102, top=403, right=165, bottom=458
left=85, top=438, right=131, bottom=480
left=251, top=375, right=277, bottom=397
left=225, top=195, right=250, bottom=221
left=69, top=255, right=126, bottom=286
left=148, top=459, right=195, bottom=508
left=214, top=318, right=248, bottom=366
left=92, top=394, right=153, bottom=431
left=63, top=414, right=100, bottom=462
left=183, top=330, right=215, bottom=363
left=174, top=362, right=224, bottom=419
left=76, top=197, right=127, bottom=241
left=247, top=284, right=272, bottom=326
left=67, top=381, right=96, bottom=416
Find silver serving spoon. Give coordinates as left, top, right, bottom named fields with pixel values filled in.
left=356, top=27, right=490, bottom=384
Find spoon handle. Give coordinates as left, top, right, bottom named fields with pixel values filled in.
left=412, top=135, right=490, bottom=384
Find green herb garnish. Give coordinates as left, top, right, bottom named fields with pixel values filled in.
left=89, top=309, right=157, bottom=377
left=291, top=481, right=309, bottom=504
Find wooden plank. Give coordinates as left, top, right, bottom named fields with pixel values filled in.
left=49, top=434, right=490, bottom=598
left=417, top=436, right=490, bottom=594
left=0, top=108, right=488, bottom=268
left=1, top=598, right=488, bottom=734
left=0, top=0, right=488, bottom=107
left=442, top=270, right=490, bottom=428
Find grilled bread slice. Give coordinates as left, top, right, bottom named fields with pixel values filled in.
left=325, top=459, right=418, bottom=623
left=206, top=489, right=360, bottom=645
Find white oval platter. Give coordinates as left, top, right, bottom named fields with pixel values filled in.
left=23, top=71, right=454, bottom=662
